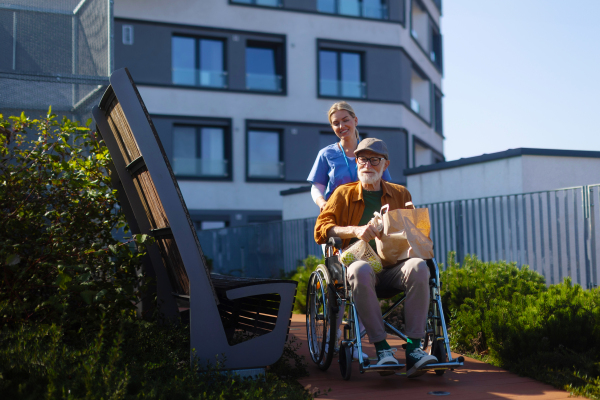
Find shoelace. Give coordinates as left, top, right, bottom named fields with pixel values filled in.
left=377, top=348, right=397, bottom=360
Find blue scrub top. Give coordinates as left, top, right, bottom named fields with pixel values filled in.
left=307, top=143, right=392, bottom=200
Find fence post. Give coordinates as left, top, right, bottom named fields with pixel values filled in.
left=454, top=200, right=464, bottom=265
left=583, top=185, right=593, bottom=288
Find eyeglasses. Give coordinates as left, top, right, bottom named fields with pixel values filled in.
left=357, top=156, right=385, bottom=166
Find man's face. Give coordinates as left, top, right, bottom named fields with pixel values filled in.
left=357, top=150, right=389, bottom=186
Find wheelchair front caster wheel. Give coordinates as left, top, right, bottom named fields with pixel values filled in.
left=432, top=339, right=447, bottom=376
left=339, top=343, right=352, bottom=381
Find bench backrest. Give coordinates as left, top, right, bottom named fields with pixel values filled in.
left=92, top=68, right=219, bottom=311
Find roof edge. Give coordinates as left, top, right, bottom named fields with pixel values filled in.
left=404, top=148, right=600, bottom=176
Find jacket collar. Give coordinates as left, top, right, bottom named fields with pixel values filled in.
left=352, top=179, right=391, bottom=202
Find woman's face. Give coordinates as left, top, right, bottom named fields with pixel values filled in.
left=330, top=110, right=358, bottom=141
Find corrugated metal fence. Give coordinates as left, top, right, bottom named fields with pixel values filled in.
left=197, top=184, right=600, bottom=288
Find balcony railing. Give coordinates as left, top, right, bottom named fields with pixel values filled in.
left=320, top=79, right=366, bottom=98
left=246, top=73, right=282, bottom=92
left=172, top=68, right=228, bottom=88
left=248, top=161, right=285, bottom=179
left=318, top=0, right=388, bottom=19
left=173, top=158, right=229, bottom=177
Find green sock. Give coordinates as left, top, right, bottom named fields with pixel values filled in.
left=374, top=340, right=391, bottom=353
left=406, top=337, right=421, bottom=354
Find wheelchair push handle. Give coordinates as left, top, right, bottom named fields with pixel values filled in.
left=325, top=237, right=342, bottom=257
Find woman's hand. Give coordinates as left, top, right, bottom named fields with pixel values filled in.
left=316, top=197, right=327, bottom=212
left=353, top=223, right=380, bottom=242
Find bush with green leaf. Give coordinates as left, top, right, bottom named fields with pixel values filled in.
left=287, top=255, right=324, bottom=314
left=441, top=252, right=600, bottom=399
left=0, top=111, right=315, bottom=399
left=0, top=110, right=148, bottom=333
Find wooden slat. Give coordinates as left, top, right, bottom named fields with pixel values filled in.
left=105, top=98, right=141, bottom=164
left=156, top=237, right=190, bottom=296
left=132, top=167, right=169, bottom=230
left=217, top=305, right=278, bottom=324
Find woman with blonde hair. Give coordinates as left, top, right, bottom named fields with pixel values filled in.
left=307, top=101, right=392, bottom=211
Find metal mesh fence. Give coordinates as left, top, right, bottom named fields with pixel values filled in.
left=198, top=185, right=600, bottom=289
left=0, top=0, right=111, bottom=122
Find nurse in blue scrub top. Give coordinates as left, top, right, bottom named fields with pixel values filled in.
left=307, top=101, right=392, bottom=211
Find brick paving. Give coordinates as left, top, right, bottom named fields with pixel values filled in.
left=289, top=314, right=583, bottom=400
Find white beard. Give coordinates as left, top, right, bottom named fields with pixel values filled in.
left=358, top=168, right=383, bottom=186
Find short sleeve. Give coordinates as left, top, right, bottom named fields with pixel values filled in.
left=307, top=149, right=330, bottom=186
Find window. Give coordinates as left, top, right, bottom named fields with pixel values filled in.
left=430, top=27, right=442, bottom=70
left=231, top=0, right=282, bottom=6
left=172, top=36, right=226, bottom=88
left=319, top=50, right=365, bottom=98
left=411, top=0, right=443, bottom=71
left=247, top=130, right=283, bottom=179
left=434, top=88, right=443, bottom=135
left=317, top=0, right=388, bottom=19
left=172, top=126, right=228, bottom=178
left=410, top=68, right=430, bottom=122
left=246, top=44, right=283, bottom=92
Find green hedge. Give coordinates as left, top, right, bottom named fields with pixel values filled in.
left=0, top=112, right=315, bottom=399
left=287, top=255, right=324, bottom=314
left=441, top=253, right=600, bottom=399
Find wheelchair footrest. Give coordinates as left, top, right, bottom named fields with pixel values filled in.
left=417, top=357, right=465, bottom=371
left=361, top=363, right=406, bottom=373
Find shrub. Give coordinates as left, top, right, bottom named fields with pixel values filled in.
left=288, top=255, right=324, bottom=314
left=441, top=253, right=600, bottom=398
left=0, top=111, right=315, bottom=399
left=0, top=110, right=147, bottom=334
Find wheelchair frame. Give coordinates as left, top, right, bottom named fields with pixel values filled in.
left=306, top=237, right=464, bottom=380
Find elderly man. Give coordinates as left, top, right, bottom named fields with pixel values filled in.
left=314, top=137, right=437, bottom=378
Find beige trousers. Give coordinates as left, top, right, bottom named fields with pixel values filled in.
left=347, top=258, right=430, bottom=343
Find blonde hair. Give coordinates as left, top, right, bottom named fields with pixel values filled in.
left=328, top=101, right=360, bottom=140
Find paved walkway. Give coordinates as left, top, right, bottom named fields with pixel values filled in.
left=289, top=314, right=582, bottom=400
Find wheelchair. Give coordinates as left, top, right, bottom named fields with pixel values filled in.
left=306, top=237, right=464, bottom=380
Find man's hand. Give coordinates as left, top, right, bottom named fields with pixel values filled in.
left=353, top=224, right=381, bottom=242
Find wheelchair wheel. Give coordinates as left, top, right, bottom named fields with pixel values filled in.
left=339, top=343, right=353, bottom=381
left=306, top=265, right=337, bottom=371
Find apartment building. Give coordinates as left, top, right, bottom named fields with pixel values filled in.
left=113, top=0, right=445, bottom=229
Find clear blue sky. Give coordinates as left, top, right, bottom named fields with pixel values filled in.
left=443, top=0, right=600, bottom=161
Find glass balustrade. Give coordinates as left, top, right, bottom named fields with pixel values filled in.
left=246, top=73, right=282, bottom=92
left=173, top=158, right=229, bottom=177
left=248, top=161, right=285, bottom=179
left=319, top=79, right=366, bottom=98
left=172, top=68, right=227, bottom=88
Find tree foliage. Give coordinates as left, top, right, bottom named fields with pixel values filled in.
left=0, top=109, right=147, bottom=332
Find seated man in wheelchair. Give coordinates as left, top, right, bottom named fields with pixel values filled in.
left=314, top=137, right=437, bottom=378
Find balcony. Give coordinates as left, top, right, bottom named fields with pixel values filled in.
left=172, top=68, right=228, bottom=88
left=317, top=0, right=388, bottom=20
left=248, top=161, right=285, bottom=179
left=319, top=79, right=366, bottom=98
left=246, top=73, right=282, bottom=92
left=173, top=158, right=229, bottom=177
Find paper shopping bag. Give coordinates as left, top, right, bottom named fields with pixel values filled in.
left=375, top=206, right=434, bottom=266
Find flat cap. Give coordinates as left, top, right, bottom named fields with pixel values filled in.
left=354, top=137, right=389, bottom=159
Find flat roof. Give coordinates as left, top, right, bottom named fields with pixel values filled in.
left=280, top=186, right=311, bottom=196
left=404, top=147, right=600, bottom=176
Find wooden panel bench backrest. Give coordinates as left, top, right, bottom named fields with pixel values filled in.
left=93, top=69, right=216, bottom=303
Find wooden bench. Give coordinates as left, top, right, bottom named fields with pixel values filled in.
left=91, top=68, right=297, bottom=371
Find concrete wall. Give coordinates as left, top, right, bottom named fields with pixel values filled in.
left=281, top=190, right=320, bottom=220
left=406, top=154, right=600, bottom=205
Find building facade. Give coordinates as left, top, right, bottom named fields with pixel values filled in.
left=114, top=0, right=444, bottom=230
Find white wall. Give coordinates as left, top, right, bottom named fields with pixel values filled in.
left=406, top=154, right=600, bottom=205
left=281, top=191, right=320, bottom=220
left=521, top=155, right=600, bottom=192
